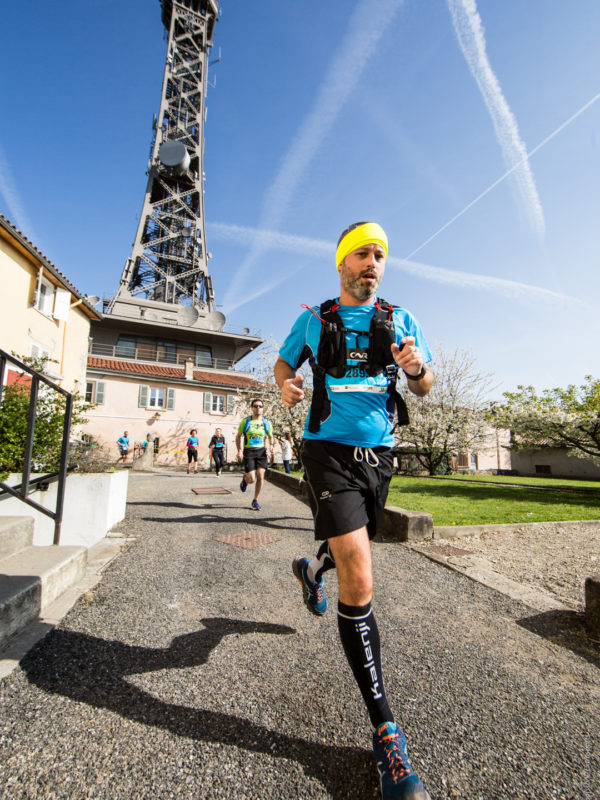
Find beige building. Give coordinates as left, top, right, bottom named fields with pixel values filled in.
left=84, top=294, right=262, bottom=467
left=0, top=214, right=100, bottom=390
left=85, top=354, right=258, bottom=467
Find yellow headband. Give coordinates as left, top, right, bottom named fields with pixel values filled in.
left=336, top=222, right=388, bottom=271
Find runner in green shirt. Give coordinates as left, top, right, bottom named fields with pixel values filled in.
left=235, top=398, right=274, bottom=511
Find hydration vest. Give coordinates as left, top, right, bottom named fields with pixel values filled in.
left=243, top=416, right=270, bottom=438
left=307, top=298, right=409, bottom=434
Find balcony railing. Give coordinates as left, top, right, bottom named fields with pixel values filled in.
left=88, top=341, right=241, bottom=372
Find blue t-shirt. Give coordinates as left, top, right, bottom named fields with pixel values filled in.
left=187, top=436, right=199, bottom=448
left=117, top=436, right=129, bottom=449
left=279, top=301, right=432, bottom=448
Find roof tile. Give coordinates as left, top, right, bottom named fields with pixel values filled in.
left=87, top=356, right=258, bottom=388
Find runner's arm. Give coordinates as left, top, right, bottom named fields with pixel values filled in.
left=275, top=356, right=305, bottom=408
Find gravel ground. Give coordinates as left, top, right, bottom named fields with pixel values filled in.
left=1, top=471, right=599, bottom=799
left=433, top=522, right=600, bottom=611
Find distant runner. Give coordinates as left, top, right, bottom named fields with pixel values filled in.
left=275, top=222, right=434, bottom=800
left=116, top=431, right=130, bottom=464
left=235, top=399, right=274, bottom=511
left=186, top=428, right=199, bottom=474
left=208, top=428, right=226, bottom=477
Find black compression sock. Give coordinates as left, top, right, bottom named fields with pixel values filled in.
left=306, top=540, right=335, bottom=584
left=337, top=601, right=394, bottom=728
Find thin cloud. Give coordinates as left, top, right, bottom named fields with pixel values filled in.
left=222, top=0, right=403, bottom=313
left=406, top=90, right=600, bottom=260
left=0, top=141, right=37, bottom=241
left=448, top=0, right=545, bottom=237
left=207, top=221, right=585, bottom=310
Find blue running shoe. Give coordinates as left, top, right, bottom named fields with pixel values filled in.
left=251, top=499, right=261, bottom=511
left=292, top=557, right=327, bottom=616
left=373, top=722, right=430, bottom=800
left=240, top=477, right=247, bottom=492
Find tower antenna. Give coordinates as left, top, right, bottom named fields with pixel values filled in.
left=108, top=0, right=220, bottom=315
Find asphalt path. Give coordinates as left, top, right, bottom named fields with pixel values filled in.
left=1, top=471, right=599, bottom=799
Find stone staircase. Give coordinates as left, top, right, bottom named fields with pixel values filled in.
left=0, top=516, right=87, bottom=649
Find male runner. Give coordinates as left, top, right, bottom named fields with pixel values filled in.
left=208, top=428, right=226, bottom=476
left=116, top=431, right=130, bottom=464
left=275, top=222, right=433, bottom=800
left=235, top=399, right=274, bottom=511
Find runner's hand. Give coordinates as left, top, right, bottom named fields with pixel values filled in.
left=391, top=337, right=423, bottom=377
left=281, top=374, right=304, bottom=408
left=237, top=449, right=243, bottom=461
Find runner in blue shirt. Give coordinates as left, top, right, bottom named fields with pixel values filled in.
left=116, top=431, right=130, bottom=464
left=275, top=222, right=433, bottom=800
left=186, top=429, right=199, bottom=474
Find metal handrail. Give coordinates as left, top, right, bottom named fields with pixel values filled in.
left=0, top=349, right=73, bottom=545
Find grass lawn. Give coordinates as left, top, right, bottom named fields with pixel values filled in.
left=387, top=477, right=600, bottom=527
left=431, top=474, right=600, bottom=490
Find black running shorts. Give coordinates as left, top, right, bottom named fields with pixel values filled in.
left=302, top=439, right=393, bottom=541
left=187, top=447, right=198, bottom=463
left=243, top=446, right=268, bottom=473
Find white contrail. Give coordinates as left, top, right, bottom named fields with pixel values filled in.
left=207, top=221, right=585, bottom=309
left=448, top=0, right=545, bottom=237
left=406, top=90, right=600, bottom=260
left=222, top=0, right=403, bottom=312
left=0, top=142, right=37, bottom=242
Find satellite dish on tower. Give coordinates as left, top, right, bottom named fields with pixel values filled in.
left=158, top=140, right=190, bottom=175
left=177, top=305, right=200, bottom=326
left=203, top=311, right=226, bottom=331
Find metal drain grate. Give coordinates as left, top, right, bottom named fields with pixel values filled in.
left=191, top=487, right=232, bottom=495
left=215, top=531, right=282, bottom=549
left=426, top=544, right=472, bottom=557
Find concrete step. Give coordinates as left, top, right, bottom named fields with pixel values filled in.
left=0, top=516, right=34, bottom=561
left=0, top=545, right=87, bottom=647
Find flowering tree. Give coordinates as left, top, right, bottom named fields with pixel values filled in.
left=0, top=355, right=90, bottom=481
left=396, top=345, right=495, bottom=475
left=235, top=338, right=313, bottom=465
left=490, top=376, right=600, bottom=464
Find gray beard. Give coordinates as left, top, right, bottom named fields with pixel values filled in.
left=341, top=269, right=381, bottom=302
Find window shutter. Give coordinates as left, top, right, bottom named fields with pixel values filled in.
left=203, top=392, right=212, bottom=412
left=139, top=385, right=149, bottom=408
left=53, top=288, right=71, bottom=321
left=95, top=381, right=106, bottom=405
left=166, top=387, right=175, bottom=410
left=226, top=394, right=235, bottom=414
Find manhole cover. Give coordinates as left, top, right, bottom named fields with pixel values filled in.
left=191, top=487, right=232, bottom=495
left=426, top=544, right=472, bottom=557
left=215, top=531, right=282, bottom=549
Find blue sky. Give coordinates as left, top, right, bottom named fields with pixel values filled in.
left=1, top=0, right=599, bottom=398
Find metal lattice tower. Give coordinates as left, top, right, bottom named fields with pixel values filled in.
left=109, top=0, right=219, bottom=316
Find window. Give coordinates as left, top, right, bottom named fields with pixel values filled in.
left=204, top=392, right=234, bottom=414
left=211, top=394, right=225, bottom=413
left=30, top=341, right=51, bottom=360
left=138, top=385, right=175, bottom=410
left=535, top=465, right=552, bottom=475
left=148, top=387, right=165, bottom=408
left=116, top=336, right=136, bottom=358
left=35, top=277, right=55, bottom=316
left=85, top=380, right=106, bottom=405
left=195, top=346, right=212, bottom=367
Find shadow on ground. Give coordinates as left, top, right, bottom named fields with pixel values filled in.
left=20, top=617, right=377, bottom=798
left=517, top=610, right=600, bottom=668
left=140, top=512, right=309, bottom=530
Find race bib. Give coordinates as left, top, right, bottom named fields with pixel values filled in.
left=329, top=384, right=387, bottom=393
left=248, top=437, right=263, bottom=446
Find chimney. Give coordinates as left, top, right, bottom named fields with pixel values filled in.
left=184, top=358, right=194, bottom=381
